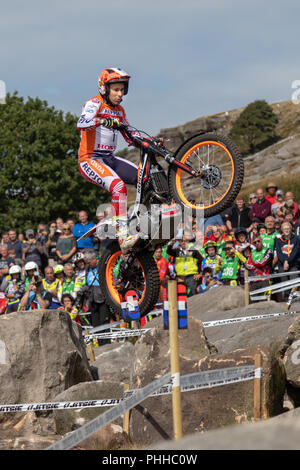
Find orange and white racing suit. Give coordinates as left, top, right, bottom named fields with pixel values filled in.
left=77, top=94, right=138, bottom=219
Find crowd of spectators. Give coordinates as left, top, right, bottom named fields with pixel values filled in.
left=1, top=184, right=300, bottom=333
left=0, top=210, right=112, bottom=341
left=155, top=183, right=300, bottom=303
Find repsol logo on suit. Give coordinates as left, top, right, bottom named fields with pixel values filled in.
left=80, top=162, right=103, bottom=186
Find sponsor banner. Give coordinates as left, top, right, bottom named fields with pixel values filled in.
left=83, top=328, right=151, bottom=342
left=46, top=372, right=172, bottom=450
left=202, top=310, right=299, bottom=328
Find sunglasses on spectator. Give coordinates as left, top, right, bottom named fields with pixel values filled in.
left=205, top=274, right=213, bottom=279
left=254, top=240, right=261, bottom=244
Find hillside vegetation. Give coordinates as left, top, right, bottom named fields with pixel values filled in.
left=125, top=99, right=300, bottom=204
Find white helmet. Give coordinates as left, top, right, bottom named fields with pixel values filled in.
left=72, top=252, right=85, bottom=264
left=9, top=265, right=22, bottom=275
left=24, top=261, right=39, bottom=275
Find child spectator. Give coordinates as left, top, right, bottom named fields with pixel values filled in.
left=215, top=240, right=246, bottom=286
left=201, top=241, right=222, bottom=278
left=5, top=265, right=25, bottom=313
left=59, top=293, right=80, bottom=324
left=197, top=267, right=221, bottom=294
left=234, top=227, right=249, bottom=253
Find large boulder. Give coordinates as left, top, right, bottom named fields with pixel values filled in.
left=0, top=309, right=93, bottom=443
left=150, top=408, right=300, bottom=450
left=53, top=380, right=125, bottom=435
left=189, top=299, right=299, bottom=355
left=187, top=286, right=245, bottom=315
left=129, top=310, right=285, bottom=446
left=78, top=423, right=132, bottom=450
left=93, top=341, right=135, bottom=383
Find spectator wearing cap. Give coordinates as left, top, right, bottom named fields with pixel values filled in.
left=22, top=229, right=44, bottom=270
left=7, top=229, right=24, bottom=260
left=265, top=183, right=278, bottom=205
left=54, top=264, right=65, bottom=285
left=271, top=190, right=285, bottom=219
left=249, top=188, right=271, bottom=223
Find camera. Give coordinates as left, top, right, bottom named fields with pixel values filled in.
left=33, top=275, right=42, bottom=288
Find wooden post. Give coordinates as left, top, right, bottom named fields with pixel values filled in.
left=244, top=269, right=249, bottom=306
left=286, top=286, right=297, bottom=310
left=84, top=331, right=95, bottom=363
left=123, top=382, right=130, bottom=436
left=253, top=353, right=261, bottom=420
left=168, top=280, right=183, bottom=440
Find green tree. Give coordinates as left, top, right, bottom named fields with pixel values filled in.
left=229, top=99, right=279, bottom=156
left=0, top=92, right=110, bottom=233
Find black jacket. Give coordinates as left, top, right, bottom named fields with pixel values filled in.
left=224, top=204, right=251, bottom=229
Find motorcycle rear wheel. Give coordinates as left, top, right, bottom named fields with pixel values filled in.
left=98, top=241, right=160, bottom=318
left=168, top=133, right=244, bottom=218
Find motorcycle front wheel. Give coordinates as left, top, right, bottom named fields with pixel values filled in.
left=168, top=133, right=244, bottom=218
left=98, top=241, right=160, bottom=319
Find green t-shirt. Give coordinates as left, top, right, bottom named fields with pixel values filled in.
left=221, top=256, right=239, bottom=280
left=261, top=232, right=279, bottom=251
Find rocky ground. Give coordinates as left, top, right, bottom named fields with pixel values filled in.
left=1, top=286, right=300, bottom=450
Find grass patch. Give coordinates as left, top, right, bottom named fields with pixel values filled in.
left=240, top=173, right=300, bottom=202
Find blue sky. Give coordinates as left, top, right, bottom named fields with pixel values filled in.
left=1, top=0, right=299, bottom=148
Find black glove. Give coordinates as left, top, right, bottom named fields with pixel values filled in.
left=102, top=118, right=120, bottom=129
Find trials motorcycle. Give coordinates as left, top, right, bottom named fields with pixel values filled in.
left=80, top=119, right=244, bottom=318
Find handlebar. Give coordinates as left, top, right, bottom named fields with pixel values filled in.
left=99, top=118, right=170, bottom=158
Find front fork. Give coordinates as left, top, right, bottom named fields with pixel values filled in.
left=118, top=252, right=137, bottom=296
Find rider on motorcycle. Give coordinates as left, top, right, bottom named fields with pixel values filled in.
left=77, top=67, right=140, bottom=254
